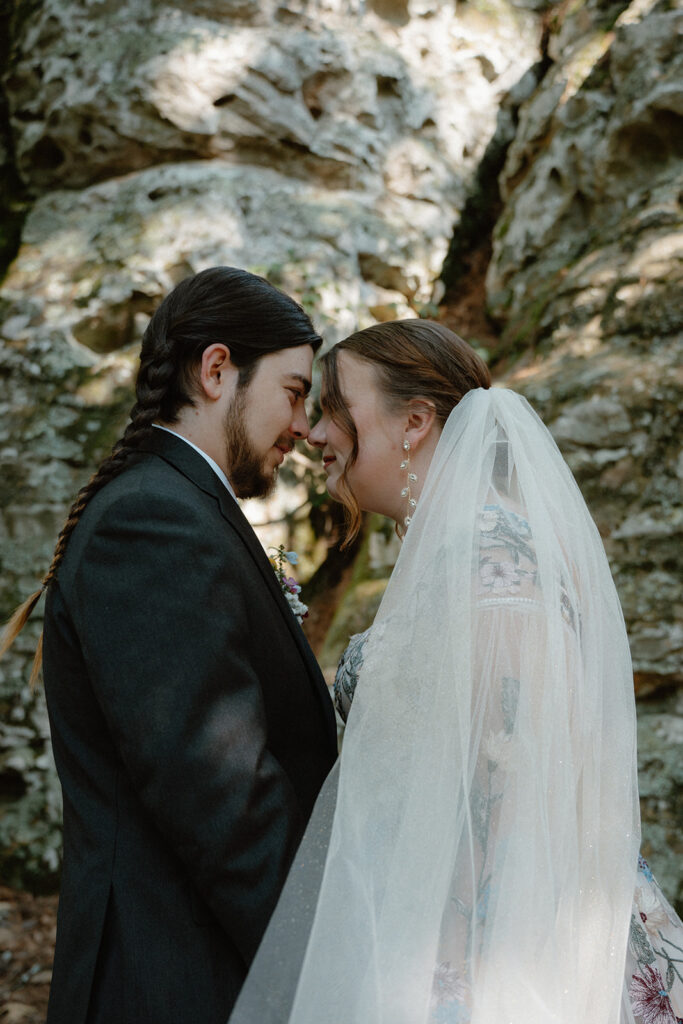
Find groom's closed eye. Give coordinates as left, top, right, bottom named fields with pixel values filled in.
left=284, top=373, right=312, bottom=397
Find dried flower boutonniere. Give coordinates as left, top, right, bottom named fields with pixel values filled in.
left=269, top=546, right=308, bottom=624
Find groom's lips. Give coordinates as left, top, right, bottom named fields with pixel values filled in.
left=273, top=442, right=294, bottom=465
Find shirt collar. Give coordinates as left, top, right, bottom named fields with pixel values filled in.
left=152, top=424, right=237, bottom=502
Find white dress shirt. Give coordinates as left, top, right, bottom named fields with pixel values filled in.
left=152, top=424, right=237, bottom=501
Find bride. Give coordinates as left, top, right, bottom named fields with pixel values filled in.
left=231, top=319, right=683, bottom=1024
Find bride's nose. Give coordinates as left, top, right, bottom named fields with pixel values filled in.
left=307, top=416, right=327, bottom=449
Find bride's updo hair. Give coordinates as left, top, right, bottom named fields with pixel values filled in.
left=319, top=319, right=491, bottom=543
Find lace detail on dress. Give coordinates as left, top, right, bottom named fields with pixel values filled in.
left=626, top=856, right=683, bottom=1024
left=330, top=498, right=682, bottom=1023
left=333, top=628, right=371, bottom=723
left=333, top=504, right=578, bottom=729
left=477, top=503, right=578, bottom=635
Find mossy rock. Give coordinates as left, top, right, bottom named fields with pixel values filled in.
left=319, top=577, right=389, bottom=676
left=318, top=515, right=395, bottom=675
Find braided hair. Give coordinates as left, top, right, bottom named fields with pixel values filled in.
left=0, top=266, right=322, bottom=684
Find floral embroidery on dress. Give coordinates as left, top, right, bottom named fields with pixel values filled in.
left=631, top=915, right=658, bottom=966
left=629, top=965, right=678, bottom=1024
left=479, top=508, right=499, bottom=532
left=478, top=504, right=535, bottom=564
left=628, top=858, right=683, bottom=1023
left=477, top=503, right=579, bottom=633
left=479, top=560, right=523, bottom=593
left=640, top=854, right=655, bottom=883
left=478, top=505, right=536, bottom=597
left=559, top=586, right=577, bottom=631
left=430, top=961, right=471, bottom=1023
left=333, top=629, right=370, bottom=723
left=331, top=565, right=683, bottom=1024
left=431, top=962, right=468, bottom=1005
left=501, top=675, right=520, bottom=734
left=483, top=729, right=516, bottom=771
left=637, top=886, right=676, bottom=937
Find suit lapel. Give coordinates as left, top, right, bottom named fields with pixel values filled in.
left=215, top=491, right=337, bottom=748
left=138, top=431, right=337, bottom=746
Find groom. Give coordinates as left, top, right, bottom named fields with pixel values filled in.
left=42, top=268, right=338, bottom=1024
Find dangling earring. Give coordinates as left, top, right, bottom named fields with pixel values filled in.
left=399, top=438, right=417, bottom=538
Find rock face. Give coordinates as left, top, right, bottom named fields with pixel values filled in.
left=0, top=0, right=680, bottom=913
left=637, top=688, right=683, bottom=914
left=486, top=0, right=683, bottom=906
left=487, top=0, right=682, bottom=691
left=0, top=0, right=539, bottom=887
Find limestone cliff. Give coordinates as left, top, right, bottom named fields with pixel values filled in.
left=0, top=0, right=680, bottom=908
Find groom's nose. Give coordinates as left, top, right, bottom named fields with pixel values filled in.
left=289, top=404, right=310, bottom=440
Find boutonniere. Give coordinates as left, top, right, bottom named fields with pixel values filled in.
left=269, top=546, right=309, bottom=625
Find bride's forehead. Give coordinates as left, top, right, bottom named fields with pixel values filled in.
left=337, top=350, right=382, bottom=398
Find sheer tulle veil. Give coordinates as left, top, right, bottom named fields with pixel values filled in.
left=230, top=387, right=640, bottom=1024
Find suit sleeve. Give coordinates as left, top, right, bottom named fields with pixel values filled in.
left=70, top=486, right=304, bottom=963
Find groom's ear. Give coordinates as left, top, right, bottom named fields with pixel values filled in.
left=199, top=344, right=239, bottom=401
left=405, top=398, right=437, bottom=445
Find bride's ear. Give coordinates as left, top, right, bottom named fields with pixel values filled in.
left=404, top=399, right=437, bottom=447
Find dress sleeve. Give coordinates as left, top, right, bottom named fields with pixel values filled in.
left=333, top=629, right=371, bottom=724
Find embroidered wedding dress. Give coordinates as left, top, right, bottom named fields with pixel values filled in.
left=230, top=389, right=683, bottom=1024
left=336, top=618, right=683, bottom=1024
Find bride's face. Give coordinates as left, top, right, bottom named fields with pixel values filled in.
left=309, top=351, right=407, bottom=520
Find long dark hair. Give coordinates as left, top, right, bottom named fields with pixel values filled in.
left=319, top=319, right=491, bottom=544
left=1, top=266, right=322, bottom=683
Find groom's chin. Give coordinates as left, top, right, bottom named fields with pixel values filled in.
left=235, top=468, right=277, bottom=500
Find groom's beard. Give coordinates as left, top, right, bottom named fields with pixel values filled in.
left=224, top=387, right=277, bottom=499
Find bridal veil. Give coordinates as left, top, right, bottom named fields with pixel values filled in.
left=231, top=387, right=640, bottom=1024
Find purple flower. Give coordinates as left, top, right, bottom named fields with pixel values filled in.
left=638, top=854, right=655, bottom=883
left=270, top=546, right=308, bottom=624
left=629, top=966, right=677, bottom=1024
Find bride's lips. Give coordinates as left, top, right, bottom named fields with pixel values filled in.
left=322, top=455, right=336, bottom=471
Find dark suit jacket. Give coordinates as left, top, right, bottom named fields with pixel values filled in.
left=42, top=430, right=338, bottom=1024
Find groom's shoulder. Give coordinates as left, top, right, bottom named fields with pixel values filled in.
left=56, top=452, right=226, bottom=589
left=74, top=450, right=219, bottom=544
left=96, top=450, right=196, bottom=502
